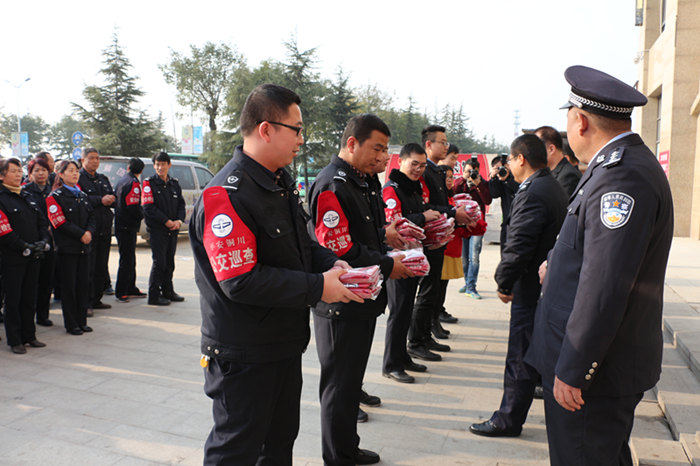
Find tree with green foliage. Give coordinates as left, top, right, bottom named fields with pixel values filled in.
left=160, top=42, right=245, bottom=132
left=0, top=113, right=49, bottom=156
left=46, top=115, right=83, bottom=158
left=325, top=67, right=359, bottom=150
left=72, top=32, right=169, bottom=157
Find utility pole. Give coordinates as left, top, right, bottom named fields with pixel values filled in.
left=4, top=77, right=31, bottom=161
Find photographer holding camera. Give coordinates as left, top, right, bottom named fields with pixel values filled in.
left=453, top=158, right=491, bottom=299
left=489, top=155, right=520, bottom=252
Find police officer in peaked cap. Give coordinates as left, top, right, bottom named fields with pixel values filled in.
left=525, top=65, right=674, bottom=465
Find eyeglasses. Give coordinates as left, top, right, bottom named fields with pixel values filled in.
left=506, top=155, right=519, bottom=164
left=258, top=120, right=304, bottom=137
left=432, top=140, right=450, bottom=147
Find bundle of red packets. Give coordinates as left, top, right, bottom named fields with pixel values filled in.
left=423, top=214, right=455, bottom=249
left=395, top=217, right=425, bottom=247
left=453, top=193, right=482, bottom=220
left=388, top=248, right=431, bottom=276
left=339, top=265, right=384, bottom=300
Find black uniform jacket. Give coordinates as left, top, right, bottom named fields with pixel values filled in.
left=190, top=146, right=338, bottom=363
left=114, top=173, right=144, bottom=230
left=142, top=174, right=186, bottom=232
left=551, top=157, right=582, bottom=197
left=78, top=168, right=114, bottom=235
left=22, top=182, right=54, bottom=248
left=489, top=174, right=519, bottom=224
left=0, top=185, right=50, bottom=265
left=46, top=187, right=96, bottom=255
left=526, top=133, right=674, bottom=396
left=383, top=169, right=427, bottom=226
left=495, top=168, right=567, bottom=306
left=309, top=154, right=394, bottom=320
left=423, top=160, right=456, bottom=218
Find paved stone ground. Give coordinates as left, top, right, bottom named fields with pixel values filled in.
left=0, top=212, right=693, bottom=465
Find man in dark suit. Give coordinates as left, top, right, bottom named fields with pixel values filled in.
left=469, top=134, right=567, bottom=437
left=526, top=66, right=674, bottom=465
left=534, top=126, right=582, bottom=197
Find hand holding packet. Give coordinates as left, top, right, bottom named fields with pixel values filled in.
left=388, top=248, right=431, bottom=276
left=339, top=265, right=384, bottom=300
left=423, top=214, right=455, bottom=249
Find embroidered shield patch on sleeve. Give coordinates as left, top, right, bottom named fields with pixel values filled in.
left=600, top=192, right=634, bottom=229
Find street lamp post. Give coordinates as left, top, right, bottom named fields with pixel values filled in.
left=4, top=77, right=31, bottom=159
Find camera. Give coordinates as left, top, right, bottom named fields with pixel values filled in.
left=498, top=166, right=508, bottom=178
left=469, top=169, right=479, bottom=180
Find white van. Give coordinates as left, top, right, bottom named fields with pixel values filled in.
left=98, top=156, right=214, bottom=240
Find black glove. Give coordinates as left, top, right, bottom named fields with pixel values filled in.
left=30, top=241, right=46, bottom=260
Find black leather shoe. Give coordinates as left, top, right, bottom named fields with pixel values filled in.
left=357, top=408, right=368, bottom=423
left=469, top=419, right=521, bottom=437
left=533, top=384, right=544, bottom=399
left=11, top=345, right=27, bottom=354
left=355, top=448, right=380, bottom=465
left=407, top=345, right=442, bottom=361
left=432, top=322, right=449, bottom=340
left=360, top=389, right=381, bottom=407
left=383, top=370, right=415, bottom=384
left=164, top=293, right=184, bottom=302
left=67, top=327, right=83, bottom=335
left=148, top=297, right=171, bottom=306
left=426, top=338, right=451, bottom=352
left=404, top=360, right=427, bottom=372
left=80, top=325, right=93, bottom=333
left=36, top=319, right=53, bottom=327
left=27, top=340, right=46, bottom=348
left=439, top=310, right=458, bottom=323
left=92, top=302, right=112, bottom=310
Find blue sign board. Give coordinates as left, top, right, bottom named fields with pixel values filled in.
left=71, top=131, right=84, bottom=146
left=72, top=147, right=82, bottom=160
left=20, top=132, right=29, bottom=157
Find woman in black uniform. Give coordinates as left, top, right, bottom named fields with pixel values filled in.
left=0, top=158, right=49, bottom=353
left=23, top=157, right=56, bottom=327
left=47, top=160, right=95, bottom=335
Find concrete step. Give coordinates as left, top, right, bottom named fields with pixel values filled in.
left=631, top=438, right=690, bottom=465
left=662, top=287, right=700, bottom=383
left=680, top=433, right=700, bottom=465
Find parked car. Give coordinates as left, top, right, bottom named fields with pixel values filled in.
left=98, top=156, right=214, bottom=240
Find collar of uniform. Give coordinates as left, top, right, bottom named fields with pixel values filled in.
left=587, top=131, right=638, bottom=170
left=331, top=154, right=368, bottom=187
left=551, top=157, right=569, bottom=176
left=80, top=167, right=98, bottom=180
left=518, top=168, right=550, bottom=191
left=389, top=168, right=423, bottom=195
left=151, top=175, right=171, bottom=186
left=233, top=146, right=290, bottom=192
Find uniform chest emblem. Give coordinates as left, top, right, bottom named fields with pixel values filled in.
left=600, top=192, right=634, bottom=229
left=323, top=210, right=340, bottom=228
left=386, top=198, right=397, bottom=209
left=211, top=214, right=233, bottom=238
left=49, top=204, right=58, bottom=214
left=227, top=176, right=238, bottom=184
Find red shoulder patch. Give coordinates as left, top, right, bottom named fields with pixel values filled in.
left=314, top=190, right=353, bottom=256
left=383, top=186, right=402, bottom=223
left=46, top=195, right=67, bottom=228
left=202, top=186, right=257, bottom=281
left=126, top=181, right=141, bottom=206
left=0, top=209, right=13, bottom=236
left=419, top=177, right=430, bottom=204
left=141, top=179, right=154, bottom=205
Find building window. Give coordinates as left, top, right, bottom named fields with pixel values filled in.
left=661, top=0, right=667, bottom=32
left=656, top=95, right=663, bottom=156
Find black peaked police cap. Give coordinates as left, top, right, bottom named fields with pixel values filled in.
left=560, top=65, right=648, bottom=120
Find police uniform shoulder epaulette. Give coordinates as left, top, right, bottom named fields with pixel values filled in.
left=388, top=180, right=399, bottom=188
left=223, top=172, right=243, bottom=192
left=602, top=147, right=625, bottom=168
left=333, top=169, right=348, bottom=183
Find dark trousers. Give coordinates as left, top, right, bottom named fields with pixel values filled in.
left=2, top=260, right=39, bottom=346
left=384, top=277, right=419, bottom=373
left=58, top=253, right=89, bottom=330
left=437, top=279, right=449, bottom=318
left=203, top=356, right=302, bottom=466
left=35, top=250, right=55, bottom=322
left=408, top=249, right=444, bottom=346
left=115, top=227, right=139, bottom=297
left=491, top=302, right=539, bottom=432
left=314, top=316, right=377, bottom=466
left=148, top=229, right=178, bottom=299
left=89, top=232, right=111, bottom=306
left=543, top=384, right=643, bottom=466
